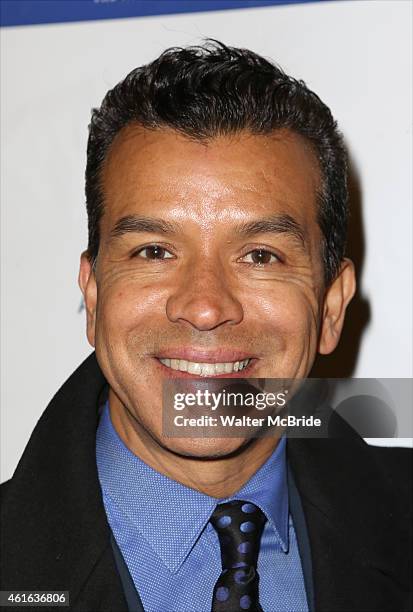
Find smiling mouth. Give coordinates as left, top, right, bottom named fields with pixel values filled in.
left=158, top=358, right=251, bottom=376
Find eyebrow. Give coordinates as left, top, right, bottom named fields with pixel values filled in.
left=109, top=215, right=182, bottom=240
left=234, top=214, right=307, bottom=248
left=108, top=212, right=307, bottom=248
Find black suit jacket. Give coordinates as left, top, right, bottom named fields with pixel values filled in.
left=1, top=353, right=412, bottom=611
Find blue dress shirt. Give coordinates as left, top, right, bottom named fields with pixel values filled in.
left=96, top=400, right=308, bottom=612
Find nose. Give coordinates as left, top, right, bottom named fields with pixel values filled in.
left=166, top=260, right=244, bottom=331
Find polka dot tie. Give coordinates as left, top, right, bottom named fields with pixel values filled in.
left=210, top=500, right=267, bottom=612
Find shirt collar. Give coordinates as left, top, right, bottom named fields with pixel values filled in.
left=96, top=400, right=289, bottom=573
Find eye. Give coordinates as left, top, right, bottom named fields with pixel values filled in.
left=133, top=245, right=174, bottom=260
left=241, top=249, right=281, bottom=265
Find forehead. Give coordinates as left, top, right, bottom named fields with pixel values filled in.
left=100, top=125, right=321, bottom=227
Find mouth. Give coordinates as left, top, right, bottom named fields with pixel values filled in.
left=158, top=357, right=251, bottom=376
left=154, top=349, right=256, bottom=378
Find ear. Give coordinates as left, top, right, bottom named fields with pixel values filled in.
left=78, top=252, right=97, bottom=348
left=318, top=258, right=356, bottom=355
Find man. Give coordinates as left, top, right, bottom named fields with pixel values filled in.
left=1, top=41, right=411, bottom=612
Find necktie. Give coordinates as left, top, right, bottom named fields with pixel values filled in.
left=210, top=500, right=267, bottom=612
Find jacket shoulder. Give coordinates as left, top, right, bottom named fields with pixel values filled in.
left=0, top=479, right=11, bottom=507
left=367, top=444, right=412, bottom=491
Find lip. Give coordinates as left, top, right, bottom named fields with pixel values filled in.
left=154, top=347, right=255, bottom=363
left=153, top=356, right=257, bottom=379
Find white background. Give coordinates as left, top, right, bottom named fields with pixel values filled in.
left=1, top=0, right=412, bottom=482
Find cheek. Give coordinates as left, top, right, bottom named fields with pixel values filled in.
left=249, top=282, right=320, bottom=338
left=249, top=284, right=321, bottom=378
left=96, top=278, right=166, bottom=338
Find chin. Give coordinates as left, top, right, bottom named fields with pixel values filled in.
left=159, top=436, right=251, bottom=460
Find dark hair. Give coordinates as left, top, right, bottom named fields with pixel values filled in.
left=86, top=40, right=348, bottom=285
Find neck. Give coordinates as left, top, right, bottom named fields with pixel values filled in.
left=108, top=390, right=281, bottom=498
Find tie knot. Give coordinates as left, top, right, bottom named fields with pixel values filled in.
left=210, top=500, right=267, bottom=570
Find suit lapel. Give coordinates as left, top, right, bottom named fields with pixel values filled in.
left=111, top=534, right=145, bottom=612
left=288, top=433, right=411, bottom=611
left=288, top=464, right=315, bottom=611
left=1, top=353, right=128, bottom=610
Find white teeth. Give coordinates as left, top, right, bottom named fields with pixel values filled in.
left=187, top=362, right=202, bottom=375
left=239, top=359, right=249, bottom=371
left=200, top=363, right=215, bottom=376
left=159, top=357, right=251, bottom=376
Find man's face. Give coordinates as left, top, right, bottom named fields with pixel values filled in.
left=79, top=127, right=354, bottom=457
